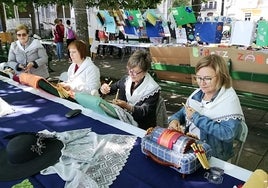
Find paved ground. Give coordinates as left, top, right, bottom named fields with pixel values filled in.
left=49, top=53, right=268, bottom=173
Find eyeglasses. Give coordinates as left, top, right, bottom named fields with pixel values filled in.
left=128, top=69, right=143, bottom=76
left=194, top=75, right=216, bottom=84
left=16, top=33, right=27, bottom=37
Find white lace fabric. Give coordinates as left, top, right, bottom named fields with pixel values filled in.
left=40, top=128, right=137, bottom=188
left=0, top=97, right=14, bottom=117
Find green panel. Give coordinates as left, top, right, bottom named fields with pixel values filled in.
left=171, top=6, right=196, bottom=26
left=151, top=63, right=195, bottom=74
left=231, top=71, right=268, bottom=83
left=127, top=10, right=143, bottom=27
left=256, top=21, right=268, bottom=47
left=151, top=63, right=268, bottom=83
left=151, top=62, right=268, bottom=111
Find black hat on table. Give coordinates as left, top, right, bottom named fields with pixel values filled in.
left=0, top=133, right=63, bottom=181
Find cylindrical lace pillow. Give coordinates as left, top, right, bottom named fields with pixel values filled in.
left=150, top=126, right=195, bottom=153
left=19, top=73, right=44, bottom=89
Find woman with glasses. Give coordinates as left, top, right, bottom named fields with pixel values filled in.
left=168, top=54, right=245, bottom=161
left=7, top=24, right=49, bottom=78
left=99, top=50, right=160, bottom=130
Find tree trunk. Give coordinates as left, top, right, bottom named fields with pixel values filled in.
left=72, top=0, right=89, bottom=54
left=28, top=3, right=36, bottom=35
left=192, top=0, right=201, bottom=18
left=0, top=3, right=7, bottom=32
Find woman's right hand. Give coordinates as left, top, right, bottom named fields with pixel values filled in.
left=57, top=82, right=71, bottom=91
left=18, top=64, right=25, bottom=70
left=168, top=120, right=184, bottom=132
left=100, top=83, right=110, bottom=94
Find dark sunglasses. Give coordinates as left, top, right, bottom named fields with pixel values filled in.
left=16, top=33, right=27, bottom=37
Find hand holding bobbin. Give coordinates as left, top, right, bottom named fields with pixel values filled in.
left=182, top=103, right=195, bottom=120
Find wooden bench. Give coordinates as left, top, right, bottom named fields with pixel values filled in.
left=150, top=60, right=268, bottom=111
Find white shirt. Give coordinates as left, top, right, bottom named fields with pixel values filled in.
left=66, top=57, right=100, bottom=95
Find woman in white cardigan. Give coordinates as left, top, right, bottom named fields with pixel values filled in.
left=58, top=40, right=100, bottom=96
left=7, top=24, right=49, bottom=78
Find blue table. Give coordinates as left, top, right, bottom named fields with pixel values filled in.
left=0, top=76, right=251, bottom=188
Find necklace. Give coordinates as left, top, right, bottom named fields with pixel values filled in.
left=201, top=99, right=210, bottom=108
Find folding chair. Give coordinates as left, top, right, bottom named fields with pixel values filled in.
left=155, top=96, right=168, bottom=128
left=59, top=72, right=68, bottom=82
left=233, top=121, right=248, bottom=165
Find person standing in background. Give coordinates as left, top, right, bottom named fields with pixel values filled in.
left=53, top=18, right=65, bottom=62
left=90, top=29, right=100, bottom=60
left=65, top=19, right=76, bottom=59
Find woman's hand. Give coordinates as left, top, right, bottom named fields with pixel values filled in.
left=67, top=90, right=75, bottom=98
left=24, top=62, right=34, bottom=73
left=57, top=82, right=71, bottom=91
left=100, top=83, right=110, bottom=95
left=182, top=103, right=195, bottom=120
left=185, top=105, right=195, bottom=120
left=112, top=99, right=133, bottom=112
left=18, top=64, right=26, bottom=70
left=168, top=120, right=184, bottom=132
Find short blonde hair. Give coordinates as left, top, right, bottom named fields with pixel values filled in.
left=195, top=54, right=232, bottom=89
left=15, top=24, right=29, bottom=34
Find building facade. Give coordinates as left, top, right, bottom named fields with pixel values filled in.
left=200, top=0, right=268, bottom=21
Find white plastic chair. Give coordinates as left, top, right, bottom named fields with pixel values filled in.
left=233, top=121, right=248, bottom=165
left=59, top=72, right=68, bottom=82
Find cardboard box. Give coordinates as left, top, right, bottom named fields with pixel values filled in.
left=154, top=70, right=193, bottom=84
left=150, top=46, right=193, bottom=84
left=189, top=46, right=268, bottom=73
left=189, top=46, right=268, bottom=94
left=150, top=46, right=191, bottom=65
left=233, top=80, right=268, bottom=95
left=150, top=46, right=268, bottom=95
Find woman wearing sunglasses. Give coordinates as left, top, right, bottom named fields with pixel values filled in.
left=7, top=24, right=49, bottom=78
left=99, top=50, right=161, bottom=130
left=168, top=54, right=245, bottom=161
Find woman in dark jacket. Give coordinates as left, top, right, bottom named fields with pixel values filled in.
left=100, top=50, right=160, bottom=130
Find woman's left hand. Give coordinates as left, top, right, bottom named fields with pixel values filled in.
left=185, top=105, right=195, bottom=119
left=58, top=82, right=71, bottom=91
left=25, top=62, right=34, bottom=73
left=113, top=99, right=134, bottom=112
left=112, top=99, right=127, bottom=109
left=68, top=90, right=75, bottom=98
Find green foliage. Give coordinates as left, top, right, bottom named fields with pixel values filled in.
left=33, top=0, right=72, bottom=6
left=172, top=0, right=190, bottom=7
left=172, top=0, right=208, bottom=8
left=1, top=1, right=27, bottom=18
left=5, top=0, right=162, bottom=9
left=86, top=0, right=162, bottom=9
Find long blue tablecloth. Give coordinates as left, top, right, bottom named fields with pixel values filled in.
left=0, top=80, right=245, bottom=188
